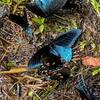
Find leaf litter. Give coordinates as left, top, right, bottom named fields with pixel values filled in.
left=0, top=0, right=100, bottom=99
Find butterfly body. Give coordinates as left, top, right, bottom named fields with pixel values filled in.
left=26, top=0, right=68, bottom=17
left=42, top=53, right=62, bottom=71
left=28, top=29, right=81, bottom=70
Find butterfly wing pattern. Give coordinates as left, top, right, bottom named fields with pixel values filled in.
left=28, top=29, right=81, bottom=69
left=52, top=29, right=81, bottom=47
left=26, top=0, right=67, bottom=17
left=50, top=45, right=72, bottom=62
left=28, top=45, right=50, bottom=69
left=50, top=29, right=81, bottom=62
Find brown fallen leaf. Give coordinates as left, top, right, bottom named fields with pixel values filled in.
left=82, top=56, right=100, bottom=67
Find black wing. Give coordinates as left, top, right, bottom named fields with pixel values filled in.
left=52, top=29, right=81, bottom=47
left=26, top=1, right=46, bottom=17
left=9, top=9, right=28, bottom=28
left=28, top=45, right=50, bottom=69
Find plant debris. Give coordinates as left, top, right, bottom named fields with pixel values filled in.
left=0, top=0, right=100, bottom=99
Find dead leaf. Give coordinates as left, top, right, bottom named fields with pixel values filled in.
left=0, top=67, right=28, bottom=74
left=82, top=56, right=100, bottom=67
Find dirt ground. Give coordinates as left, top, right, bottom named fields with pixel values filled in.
left=0, top=1, right=100, bottom=100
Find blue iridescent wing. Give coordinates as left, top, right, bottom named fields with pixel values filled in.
left=49, top=29, right=81, bottom=61
left=26, top=0, right=67, bottom=17
left=52, top=29, right=81, bottom=47
left=37, top=0, right=67, bottom=16
left=50, top=45, right=72, bottom=62
left=28, top=45, right=50, bottom=69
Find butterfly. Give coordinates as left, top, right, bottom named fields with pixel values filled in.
left=25, top=0, right=84, bottom=17
left=8, top=9, right=32, bottom=37
left=28, top=29, right=81, bottom=70
left=25, top=0, right=68, bottom=17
